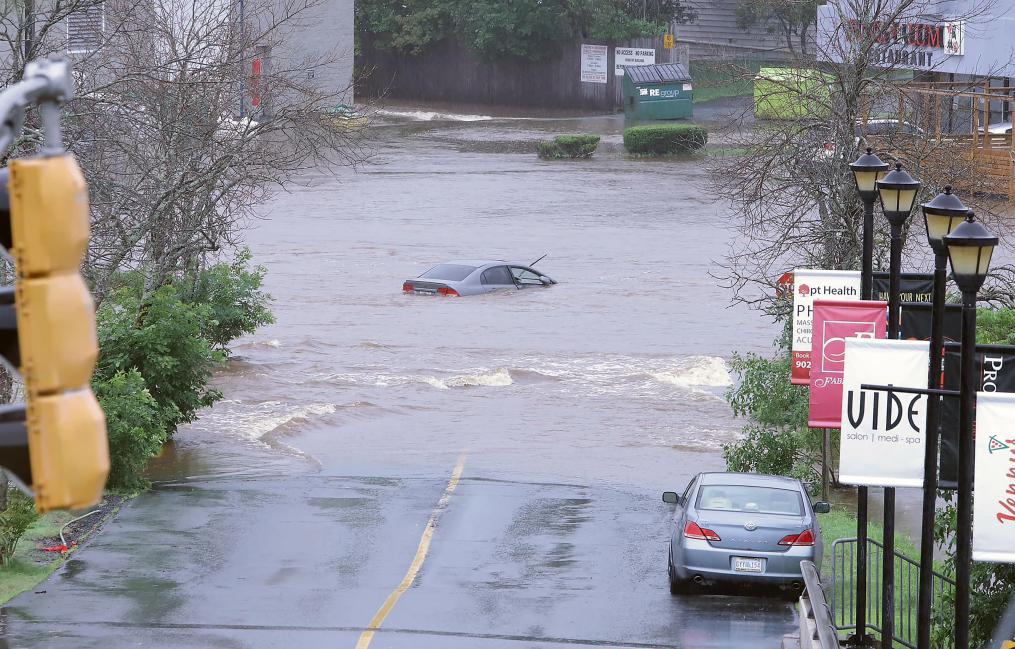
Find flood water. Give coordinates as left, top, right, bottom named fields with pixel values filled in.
left=179, top=107, right=779, bottom=491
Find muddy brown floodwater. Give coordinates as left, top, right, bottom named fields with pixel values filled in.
left=180, top=107, right=780, bottom=491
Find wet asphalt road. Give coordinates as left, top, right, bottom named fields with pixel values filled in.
left=1, top=106, right=800, bottom=647
left=2, top=438, right=794, bottom=648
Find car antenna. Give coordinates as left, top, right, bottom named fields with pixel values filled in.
left=530, top=253, right=548, bottom=266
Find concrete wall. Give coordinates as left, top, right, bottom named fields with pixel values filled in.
left=279, top=0, right=354, bottom=104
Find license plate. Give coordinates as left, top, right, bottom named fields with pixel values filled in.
left=733, top=557, right=764, bottom=573
left=414, top=289, right=436, bottom=295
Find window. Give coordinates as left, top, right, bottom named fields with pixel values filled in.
left=481, top=266, right=513, bottom=285
left=68, top=2, right=104, bottom=53
left=696, top=485, right=803, bottom=516
left=420, top=264, right=477, bottom=282
left=510, top=267, right=543, bottom=285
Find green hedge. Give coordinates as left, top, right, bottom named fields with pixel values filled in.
left=536, top=134, right=600, bottom=159
left=623, top=124, right=708, bottom=155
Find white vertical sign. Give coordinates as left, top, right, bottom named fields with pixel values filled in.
left=580, top=44, right=608, bottom=84
left=973, top=392, right=1015, bottom=563
left=839, top=338, right=929, bottom=487
left=791, top=269, right=861, bottom=384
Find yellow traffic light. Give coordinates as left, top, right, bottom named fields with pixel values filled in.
left=3, top=154, right=109, bottom=512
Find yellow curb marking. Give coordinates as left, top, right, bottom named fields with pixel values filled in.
left=354, top=454, right=467, bottom=649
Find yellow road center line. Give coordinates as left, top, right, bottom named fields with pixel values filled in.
left=354, top=454, right=467, bottom=649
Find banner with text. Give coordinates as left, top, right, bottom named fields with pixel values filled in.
left=839, top=338, right=930, bottom=487
left=872, top=272, right=934, bottom=304
left=791, top=269, right=861, bottom=385
left=940, top=345, right=1015, bottom=489
left=973, top=392, right=1015, bottom=563
left=808, top=300, right=887, bottom=428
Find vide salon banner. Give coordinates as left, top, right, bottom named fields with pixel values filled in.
left=972, top=392, right=1015, bottom=563
left=808, top=300, right=887, bottom=428
left=839, top=338, right=930, bottom=488
left=791, top=269, right=861, bottom=385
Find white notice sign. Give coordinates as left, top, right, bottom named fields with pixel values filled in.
left=839, top=338, right=930, bottom=488
left=615, top=47, right=656, bottom=75
left=581, top=44, right=608, bottom=84
left=973, top=392, right=1015, bottom=563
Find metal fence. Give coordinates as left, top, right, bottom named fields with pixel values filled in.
left=829, top=538, right=956, bottom=649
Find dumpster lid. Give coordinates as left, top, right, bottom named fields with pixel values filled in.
left=627, top=63, right=691, bottom=85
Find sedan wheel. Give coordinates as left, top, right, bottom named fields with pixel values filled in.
left=668, top=559, right=689, bottom=595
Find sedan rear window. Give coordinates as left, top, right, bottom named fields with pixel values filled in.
left=421, top=264, right=477, bottom=281
left=696, top=485, right=803, bottom=516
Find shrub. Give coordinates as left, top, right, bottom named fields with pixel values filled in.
left=95, top=283, right=225, bottom=433
left=177, top=249, right=275, bottom=351
left=623, top=124, right=708, bottom=155
left=95, top=370, right=169, bottom=492
left=0, top=488, right=38, bottom=566
left=536, top=134, right=600, bottom=159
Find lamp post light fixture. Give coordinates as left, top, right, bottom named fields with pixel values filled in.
left=943, top=212, right=997, bottom=649
left=847, top=147, right=889, bottom=649
left=917, top=186, right=969, bottom=649
left=850, top=148, right=891, bottom=300
left=875, top=161, right=921, bottom=649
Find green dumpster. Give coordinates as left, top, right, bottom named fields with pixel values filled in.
left=623, top=63, right=693, bottom=120
left=753, top=67, right=832, bottom=120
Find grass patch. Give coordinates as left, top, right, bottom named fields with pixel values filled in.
left=818, top=506, right=950, bottom=648
left=536, top=134, right=600, bottom=159
left=0, top=558, right=62, bottom=604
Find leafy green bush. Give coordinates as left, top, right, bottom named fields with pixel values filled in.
left=177, top=249, right=275, bottom=351
left=536, top=134, right=600, bottom=159
left=95, top=370, right=169, bottom=492
left=96, top=283, right=224, bottom=432
left=0, top=489, right=38, bottom=566
left=623, top=124, right=708, bottom=155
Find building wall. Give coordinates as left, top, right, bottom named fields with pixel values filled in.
left=676, top=0, right=798, bottom=60
left=279, top=0, right=354, bottom=104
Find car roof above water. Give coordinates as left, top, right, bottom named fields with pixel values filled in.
left=697, top=472, right=802, bottom=489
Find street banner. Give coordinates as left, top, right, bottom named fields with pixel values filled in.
left=839, top=338, right=930, bottom=487
left=899, top=303, right=962, bottom=343
left=872, top=272, right=934, bottom=304
left=808, top=300, right=887, bottom=428
left=791, top=269, right=861, bottom=385
left=940, top=344, right=1015, bottom=489
left=972, top=392, right=1015, bottom=563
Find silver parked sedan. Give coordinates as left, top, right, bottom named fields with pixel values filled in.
left=402, top=260, right=556, bottom=297
left=663, top=472, right=829, bottom=598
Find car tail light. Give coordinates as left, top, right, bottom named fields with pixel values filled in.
left=402, top=282, right=413, bottom=292
left=684, top=521, right=721, bottom=542
left=437, top=287, right=459, bottom=297
left=778, top=529, right=816, bottom=546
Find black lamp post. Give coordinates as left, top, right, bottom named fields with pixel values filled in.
left=875, top=161, right=921, bottom=649
left=848, top=147, right=889, bottom=648
left=917, top=187, right=969, bottom=649
left=943, top=212, right=998, bottom=649
left=851, top=148, right=891, bottom=300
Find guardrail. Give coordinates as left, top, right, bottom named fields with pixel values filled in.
left=801, top=560, right=841, bottom=649
left=829, top=537, right=956, bottom=649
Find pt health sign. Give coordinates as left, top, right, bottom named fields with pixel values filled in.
left=973, top=392, right=1015, bottom=563
left=839, top=338, right=929, bottom=487
left=808, top=300, right=887, bottom=428
left=791, top=269, right=861, bottom=385
left=581, top=44, right=608, bottom=83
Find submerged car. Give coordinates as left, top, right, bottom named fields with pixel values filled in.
left=663, top=472, right=829, bottom=598
left=402, top=260, right=556, bottom=297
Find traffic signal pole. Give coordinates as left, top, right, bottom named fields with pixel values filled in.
left=0, top=57, right=109, bottom=512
